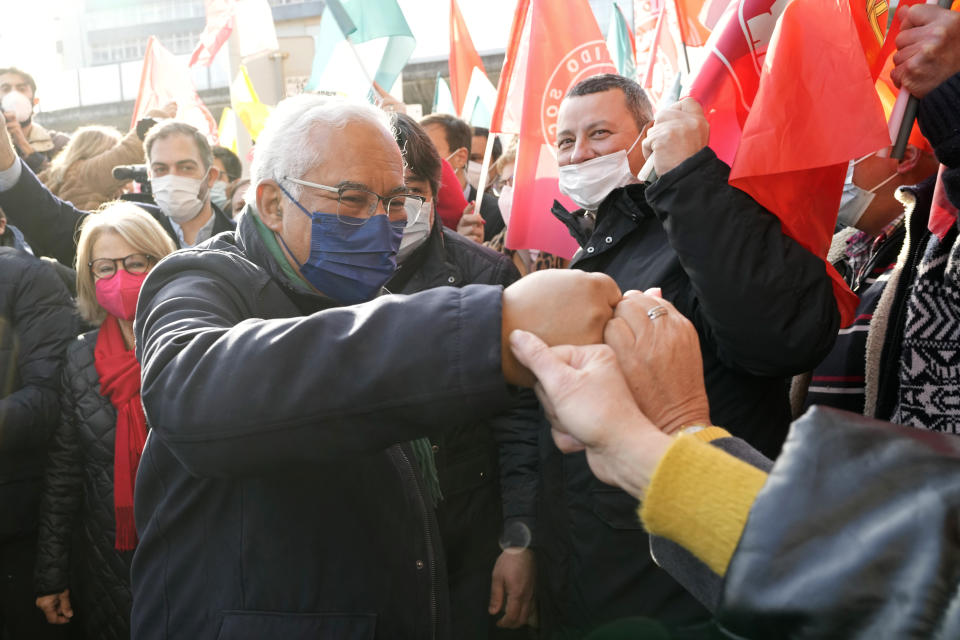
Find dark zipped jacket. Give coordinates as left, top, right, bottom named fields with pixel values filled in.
left=0, top=246, right=76, bottom=541
left=131, top=210, right=515, bottom=640
left=0, top=159, right=234, bottom=268
left=34, top=330, right=134, bottom=640
left=388, top=220, right=540, bottom=634
left=538, top=147, right=840, bottom=632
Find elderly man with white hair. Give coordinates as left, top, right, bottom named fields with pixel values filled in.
left=130, top=95, right=619, bottom=639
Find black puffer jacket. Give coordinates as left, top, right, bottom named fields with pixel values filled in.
left=131, top=211, right=515, bottom=639
left=539, top=148, right=841, bottom=634
left=389, top=220, right=540, bottom=637
left=0, top=246, right=76, bottom=541
left=35, top=329, right=134, bottom=640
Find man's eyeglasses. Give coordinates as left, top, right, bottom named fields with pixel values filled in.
left=89, top=254, right=156, bottom=279
left=285, top=177, right=425, bottom=226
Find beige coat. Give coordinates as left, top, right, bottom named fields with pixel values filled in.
left=39, top=128, right=144, bottom=212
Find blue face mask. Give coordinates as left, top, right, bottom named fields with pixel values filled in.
left=277, top=184, right=404, bottom=304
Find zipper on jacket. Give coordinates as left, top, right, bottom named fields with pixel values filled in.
left=392, top=444, right=440, bottom=639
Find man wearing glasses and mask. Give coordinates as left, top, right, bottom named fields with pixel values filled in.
left=130, top=95, right=619, bottom=639
left=538, top=73, right=843, bottom=636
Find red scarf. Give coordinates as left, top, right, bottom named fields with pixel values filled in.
left=94, top=315, right=147, bottom=551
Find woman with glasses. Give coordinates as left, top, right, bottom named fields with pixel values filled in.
left=34, top=202, right=175, bottom=639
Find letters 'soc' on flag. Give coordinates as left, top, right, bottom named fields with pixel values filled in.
left=490, top=0, right=616, bottom=258
left=689, top=0, right=891, bottom=326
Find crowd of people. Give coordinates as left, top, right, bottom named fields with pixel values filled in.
left=0, top=4, right=958, bottom=639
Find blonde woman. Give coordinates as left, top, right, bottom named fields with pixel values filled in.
left=34, top=202, right=175, bottom=639
left=39, top=103, right=175, bottom=211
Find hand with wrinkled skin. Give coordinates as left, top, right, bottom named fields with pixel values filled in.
left=36, top=589, right=73, bottom=624
left=641, top=98, right=710, bottom=177
left=457, top=201, right=484, bottom=244
left=604, top=291, right=711, bottom=435
left=488, top=548, right=535, bottom=628
left=892, top=5, right=960, bottom=99
left=501, top=269, right=621, bottom=387
left=509, top=329, right=672, bottom=497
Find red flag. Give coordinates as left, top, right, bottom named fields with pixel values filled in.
left=133, top=37, right=218, bottom=140
left=929, top=164, right=959, bottom=239
left=190, top=0, right=236, bottom=67
left=490, top=0, right=616, bottom=258
left=673, top=0, right=711, bottom=46
left=449, top=0, right=487, bottom=116
left=689, top=0, right=890, bottom=326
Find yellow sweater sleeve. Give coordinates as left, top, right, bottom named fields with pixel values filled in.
left=639, top=431, right=769, bottom=576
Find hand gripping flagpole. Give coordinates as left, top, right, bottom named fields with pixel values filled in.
left=890, top=0, right=953, bottom=160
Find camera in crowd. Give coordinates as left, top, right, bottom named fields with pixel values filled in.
left=112, top=164, right=155, bottom=204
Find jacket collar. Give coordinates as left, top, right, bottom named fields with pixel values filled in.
left=552, top=184, right=654, bottom=261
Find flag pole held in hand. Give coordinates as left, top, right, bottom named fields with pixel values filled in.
left=890, top=0, right=953, bottom=160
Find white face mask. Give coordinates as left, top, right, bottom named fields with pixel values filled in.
left=498, top=184, right=513, bottom=227
left=1, top=90, right=33, bottom=125
left=466, top=161, right=482, bottom=190
left=210, top=181, right=229, bottom=211
left=152, top=172, right=208, bottom=224
left=836, top=155, right=898, bottom=228
left=398, top=201, right=432, bottom=263
left=558, top=134, right=642, bottom=212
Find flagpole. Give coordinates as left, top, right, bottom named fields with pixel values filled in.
left=475, top=133, right=497, bottom=202
left=642, top=3, right=668, bottom=89
left=890, top=0, right=952, bottom=160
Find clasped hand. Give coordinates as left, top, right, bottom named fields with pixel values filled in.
left=505, top=283, right=711, bottom=497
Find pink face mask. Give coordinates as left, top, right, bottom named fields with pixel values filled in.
left=95, top=270, right=148, bottom=321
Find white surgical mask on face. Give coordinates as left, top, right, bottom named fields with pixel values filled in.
left=152, top=172, right=207, bottom=224
left=466, top=161, right=482, bottom=189
left=498, top=184, right=513, bottom=227
left=836, top=155, right=899, bottom=228
left=398, top=200, right=433, bottom=263
left=1, top=90, right=33, bottom=125
left=210, top=181, right=229, bottom=211
left=558, top=133, right=642, bottom=212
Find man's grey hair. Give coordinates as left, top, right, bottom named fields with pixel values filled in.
left=566, top=74, right=655, bottom=132
left=250, top=94, right=394, bottom=201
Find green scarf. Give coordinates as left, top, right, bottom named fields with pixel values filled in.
left=248, top=206, right=443, bottom=506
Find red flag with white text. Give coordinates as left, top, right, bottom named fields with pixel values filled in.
left=490, top=0, right=616, bottom=258
left=688, top=0, right=890, bottom=326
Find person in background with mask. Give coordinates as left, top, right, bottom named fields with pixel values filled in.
left=211, top=145, right=242, bottom=212
left=539, top=72, right=841, bottom=637
left=796, top=142, right=938, bottom=415
left=469, top=127, right=502, bottom=190
left=421, top=112, right=504, bottom=240
left=0, top=67, right=69, bottom=174
left=34, top=203, right=175, bottom=640
left=460, top=140, right=567, bottom=274
left=387, top=112, right=538, bottom=637
left=0, top=118, right=235, bottom=269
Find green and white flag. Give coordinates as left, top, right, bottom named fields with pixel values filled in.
left=306, top=0, right=416, bottom=99
left=433, top=74, right=457, bottom=115
left=606, top=2, right=637, bottom=80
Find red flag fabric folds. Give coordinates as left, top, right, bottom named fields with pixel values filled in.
left=690, top=0, right=890, bottom=326
left=190, top=0, right=236, bottom=67
left=449, top=0, right=487, bottom=116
